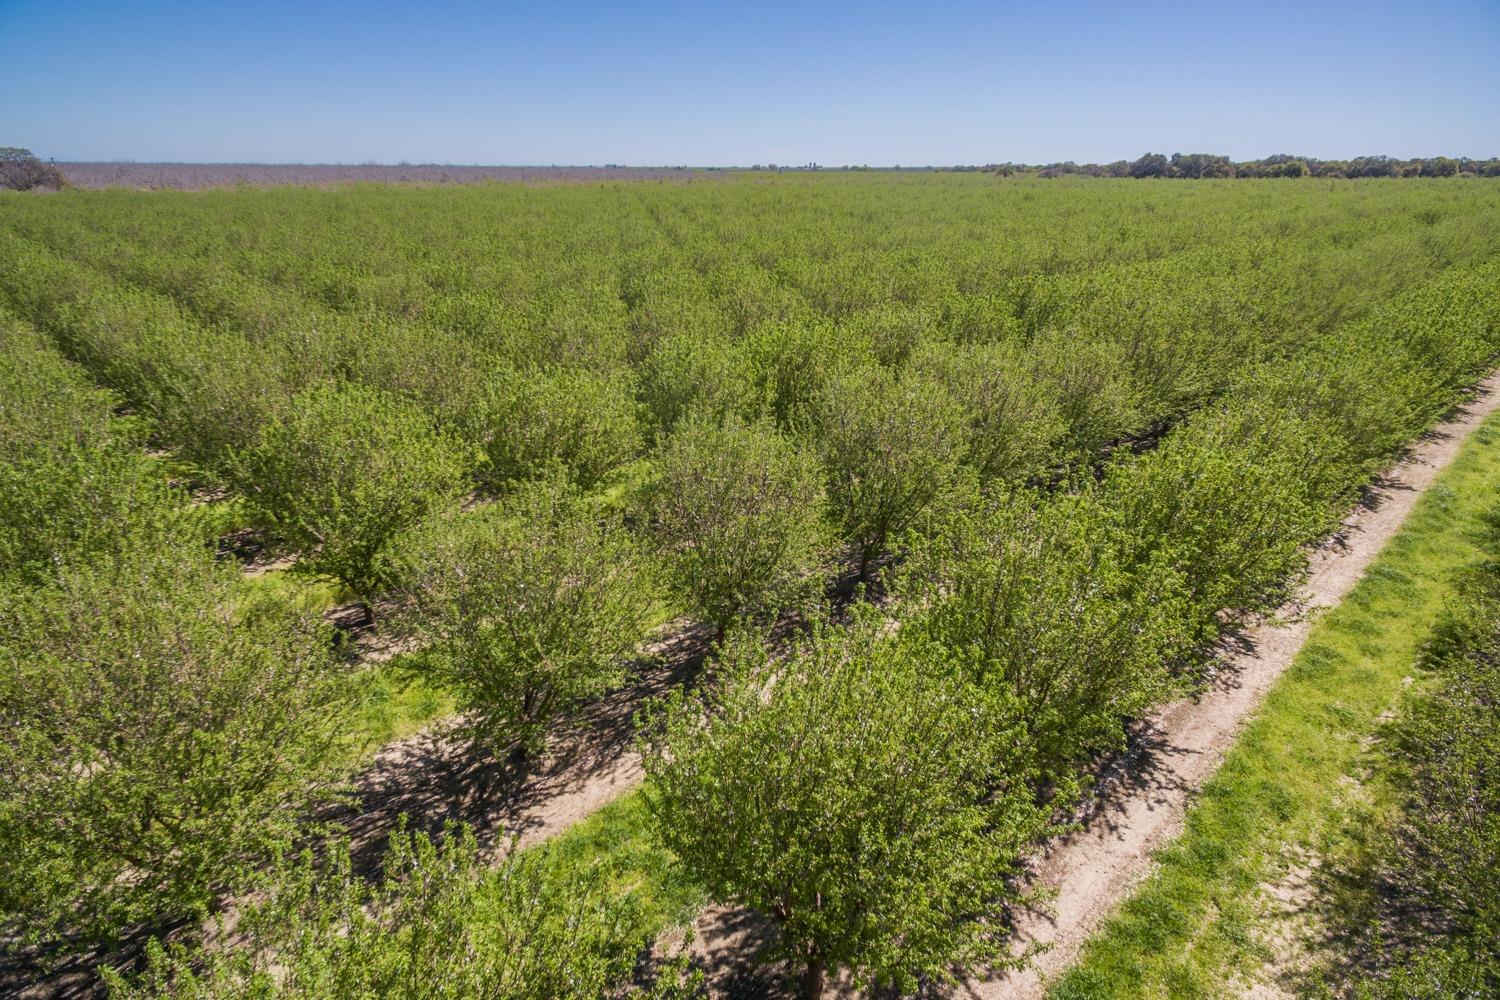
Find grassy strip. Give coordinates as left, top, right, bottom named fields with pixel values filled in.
left=1048, top=413, right=1500, bottom=999
left=527, top=790, right=705, bottom=938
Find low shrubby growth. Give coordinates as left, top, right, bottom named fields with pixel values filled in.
left=237, top=381, right=472, bottom=601
left=644, top=416, right=828, bottom=639
left=105, top=823, right=701, bottom=1000
left=391, top=476, right=659, bottom=758
left=0, top=542, right=353, bottom=950
left=641, top=616, right=1054, bottom=998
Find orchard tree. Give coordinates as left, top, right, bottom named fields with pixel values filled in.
left=909, top=340, right=1065, bottom=482
left=0, top=319, right=194, bottom=583
left=0, top=445, right=190, bottom=586
left=0, top=547, right=354, bottom=949
left=107, top=822, right=700, bottom=1000
left=480, top=363, right=642, bottom=490
left=641, top=617, right=1052, bottom=998
left=810, top=362, right=968, bottom=580
left=637, top=331, right=764, bottom=440
left=902, top=485, right=1191, bottom=771
left=238, top=382, right=471, bottom=603
left=391, top=477, right=658, bottom=759
left=1102, top=399, right=1332, bottom=640
left=644, top=417, right=829, bottom=641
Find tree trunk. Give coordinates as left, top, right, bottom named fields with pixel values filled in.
left=799, top=957, right=826, bottom=1000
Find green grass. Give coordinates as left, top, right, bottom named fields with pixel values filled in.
left=350, top=656, right=457, bottom=749
left=1048, top=414, right=1500, bottom=999
left=526, top=790, right=705, bottom=937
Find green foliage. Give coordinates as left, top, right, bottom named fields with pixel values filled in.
left=1048, top=410, right=1500, bottom=999
left=480, top=363, right=643, bottom=490
left=0, top=316, right=195, bottom=583
left=1355, top=570, right=1500, bottom=997
left=0, top=176, right=1495, bottom=994
left=909, top=338, right=1065, bottom=481
left=810, top=360, right=968, bottom=576
left=1102, top=400, right=1332, bottom=639
left=641, top=617, right=1052, bottom=997
left=0, top=547, right=354, bottom=949
left=637, top=330, right=763, bottom=438
left=0, top=444, right=190, bottom=586
left=738, top=320, right=875, bottom=432
left=238, top=381, right=471, bottom=599
left=105, top=822, right=702, bottom=1000
left=390, top=477, right=658, bottom=757
left=0, top=314, right=121, bottom=463
left=644, top=416, right=829, bottom=636
left=1027, top=330, right=1140, bottom=457
left=904, top=485, right=1190, bottom=772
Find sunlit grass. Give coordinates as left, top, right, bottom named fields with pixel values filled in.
left=1049, top=415, right=1500, bottom=998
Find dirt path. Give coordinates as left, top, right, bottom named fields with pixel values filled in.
left=685, top=377, right=1500, bottom=999
left=333, top=621, right=713, bottom=870
left=954, top=374, right=1500, bottom=1000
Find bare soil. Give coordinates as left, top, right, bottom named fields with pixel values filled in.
left=331, top=621, right=715, bottom=870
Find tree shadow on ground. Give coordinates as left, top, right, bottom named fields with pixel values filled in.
left=329, top=619, right=718, bottom=874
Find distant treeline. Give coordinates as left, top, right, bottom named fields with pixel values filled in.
left=971, top=152, right=1500, bottom=179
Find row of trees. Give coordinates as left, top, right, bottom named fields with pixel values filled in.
left=0, top=313, right=700, bottom=997
left=641, top=259, right=1500, bottom=996
left=2, top=178, right=1498, bottom=994
left=0, top=314, right=357, bottom=947
left=1006, top=152, right=1500, bottom=179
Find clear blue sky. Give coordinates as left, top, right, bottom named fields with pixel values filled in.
left=4, top=0, right=1497, bottom=165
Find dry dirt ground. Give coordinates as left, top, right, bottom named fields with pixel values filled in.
left=684, top=376, right=1500, bottom=999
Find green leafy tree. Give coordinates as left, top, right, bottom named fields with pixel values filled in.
left=0, top=445, right=190, bottom=586
left=810, top=362, right=968, bottom=579
left=1129, top=152, right=1169, bottom=178
left=106, top=822, right=701, bottom=999
left=0, top=547, right=354, bottom=950
left=480, top=363, right=642, bottom=490
left=637, top=331, right=764, bottom=440
left=644, top=417, right=829, bottom=640
left=0, top=316, right=120, bottom=462
left=1102, top=400, right=1333, bottom=639
left=737, top=320, right=874, bottom=432
left=641, top=618, right=1052, bottom=998
left=0, top=317, right=194, bottom=583
left=909, top=339, right=1065, bottom=482
left=391, top=477, right=658, bottom=759
left=902, top=485, right=1191, bottom=771
left=238, top=382, right=471, bottom=602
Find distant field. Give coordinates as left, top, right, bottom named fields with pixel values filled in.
left=55, top=161, right=712, bottom=188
